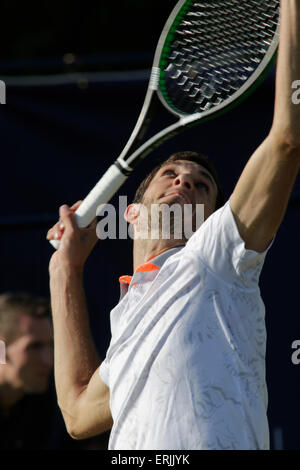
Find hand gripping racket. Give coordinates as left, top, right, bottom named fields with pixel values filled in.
left=50, top=0, right=280, bottom=249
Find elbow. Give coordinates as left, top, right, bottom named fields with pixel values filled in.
left=66, top=421, right=110, bottom=441
left=61, top=407, right=112, bottom=441
left=58, top=401, right=84, bottom=440
left=63, top=415, right=87, bottom=441
left=66, top=425, right=79, bottom=440
left=66, top=424, right=84, bottom=441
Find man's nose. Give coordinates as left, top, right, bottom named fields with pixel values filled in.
left=173, top=174, right=193, bottom=190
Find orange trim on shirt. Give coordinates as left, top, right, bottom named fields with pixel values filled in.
left=119, top=263, right=159, bottom=285
left=119, top=275, right=132, bottom=285
left=135, top=263, right=159, bottom=273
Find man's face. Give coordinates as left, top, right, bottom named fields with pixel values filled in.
left=142, top=160, right=218, bottom=221
left=5, top=314, right=53, bottom=394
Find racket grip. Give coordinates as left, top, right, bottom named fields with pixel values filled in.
left=49, top=163, right=128, bottom=250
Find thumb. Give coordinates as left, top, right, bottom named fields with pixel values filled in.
left=70, top=200, right=83, bottom=211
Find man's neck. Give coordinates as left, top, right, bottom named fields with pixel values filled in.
left=133, top=239, right=185, bottom=272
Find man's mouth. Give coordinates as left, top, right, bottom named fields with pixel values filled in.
left=163, top=191, right=192, bottom=205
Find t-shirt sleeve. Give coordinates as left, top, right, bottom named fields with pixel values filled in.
left=99, top=359, right=109, bottom=387
left=185, top=198, right=273, bottom=288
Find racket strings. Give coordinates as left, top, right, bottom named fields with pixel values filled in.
left=159, top=0, right=280, bottom=115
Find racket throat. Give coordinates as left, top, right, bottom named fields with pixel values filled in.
left=115, top=159, right=133, bottom=177
left=118, top=90, right=161, bottom=168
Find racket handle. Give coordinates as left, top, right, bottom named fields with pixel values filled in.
left=49, top=163, right=128, bottom=250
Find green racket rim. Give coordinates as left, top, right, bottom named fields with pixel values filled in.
left=159, top=0, right=194, bottom=113
left=158, top=0, right=279, bottom=118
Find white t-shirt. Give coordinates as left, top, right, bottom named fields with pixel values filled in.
left=100, top=200, right=270, bottom=450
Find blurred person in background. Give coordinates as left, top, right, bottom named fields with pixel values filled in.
left=0, top=292, right=54, bottom=449
left=0, top=291, right=110, bottom=450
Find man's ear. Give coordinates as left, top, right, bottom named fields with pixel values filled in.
left=124, top=204, right=140, bottom=225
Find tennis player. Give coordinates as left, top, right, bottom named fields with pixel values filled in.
left=47, top=1, right=300, bottom=450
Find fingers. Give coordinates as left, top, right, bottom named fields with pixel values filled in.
left=70, top=200, right=82, bottom=211
left=46, top=219, right=64, bottom=241
left=47, top=202, right=82, bottom=241
left=57, top=201, right=83, bottom=232
left=46, top=202, right=98, bottom=245
left=59, top=205, right=78, bottom=232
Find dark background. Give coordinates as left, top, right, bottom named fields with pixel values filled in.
left=0, top=0, right=299, bottom=450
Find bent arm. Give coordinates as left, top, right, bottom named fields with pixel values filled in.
left=64, top=367, right=113, bottom=440
left=50, top=266, right=112, bottom=438
left=231, top=0, right=300, bottom=252
left=48, top=203, right=112, bottom=437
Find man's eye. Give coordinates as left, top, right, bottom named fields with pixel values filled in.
left=163, top=169, right=177, bottom=177
left=197, top=182, right=209, bottom=192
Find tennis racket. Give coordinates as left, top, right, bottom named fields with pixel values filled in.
left=50, top=0, right=280, bottom=249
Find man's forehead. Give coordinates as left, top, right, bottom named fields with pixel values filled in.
left=162, top=160, right=207, bottom=172
left=158, top=160, right=217, bottom=187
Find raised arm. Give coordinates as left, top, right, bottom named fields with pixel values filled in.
left=231, top=0, right=300, bottom=253
left=48, top=203, right=112, bottom=438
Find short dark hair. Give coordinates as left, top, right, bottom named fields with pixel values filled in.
left=0, top=292, right=51, bottom=343
left=133, top=151, right=225, bottom=210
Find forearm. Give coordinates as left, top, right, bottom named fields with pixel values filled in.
left=50, top=265, right=100, bottom=413
left=272, top=0, right=300, bottom=144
